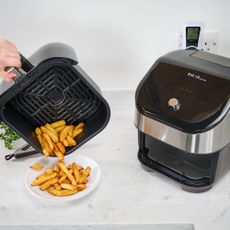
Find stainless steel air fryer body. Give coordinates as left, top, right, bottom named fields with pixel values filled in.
left=134, top=49, right=230, bottom=192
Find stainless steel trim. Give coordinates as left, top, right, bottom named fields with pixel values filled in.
left=134, top=108, right=230, bottom=154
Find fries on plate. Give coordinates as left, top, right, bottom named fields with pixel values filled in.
left=31, top=159, right=91, bottom=197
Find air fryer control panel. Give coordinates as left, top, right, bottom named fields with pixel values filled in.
left=136, top=62, right=230, bottom=133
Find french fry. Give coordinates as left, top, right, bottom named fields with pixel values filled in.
left=43, top=133, right=54, bottom=151
left=31, top=172, right=57, bottom=186
left=68, top=125, right=74, bottom=137
left=72, top=128, right=83, bottom=138
left=45, top=168, right=53, bottom=175
left=47, top=131, right=59, bottom=143
left=43, top=149, right=50, bottom=157
left=59, top=126, right=72, bottom=142
left=54, top=125, right=65, bottom=133
left=72, top=162, right=80, bottom=183
left=36, top=134, right=43, bottom=149
left=40, top=126, right=49, bottom=134
left=36, top=172, right=48, bottom=180
left=58, top=161, right=76, bottom=185
left=50, top=120, right=66, bottom=128
left=60, top=183, right=76, bottom=190
left=78, top=166, right=91, bottom=184
left=30, top=163, right=43, bottom=170
left=62, top=178, right=71, bottom=184
left=54, top=149, right=64, bottom=160
left=58, top=170, right=65, bottom=177
left=54, top=144, right=59, bottom=152
left=60, top=183, right=86, bottom=191
left=48, top=187, right=78, bottom=196
left=56, top=142, right=65, bottom=154
left=45, top=123, right=57, bottom=135
left=54, top=183, right=61, bottom=190
left=78, top=176, right=88, bottom=184
left=42, top=137, right=52, bottom=157
left=35, top=169, right=52, bottom=180
left=75, top=122, right=85, bottom=129
left=66, top=135, right=77, bottom=146
left=76, top=184, right=86, bottom=191
left=41, top=126, right=58, bottom=143
left=53, top=164, right=60, bottom=173
left=81, top=166, right=91, bottom=178
left=35, top=127, right=42, bottom=136
left=40, top=177, right=58, bottom=191
left=63, top=139, right=69, bottom=147
left=58, top=175, right=67, bottom=184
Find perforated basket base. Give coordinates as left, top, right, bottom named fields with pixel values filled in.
left=10, top=62, right=101, bottom=126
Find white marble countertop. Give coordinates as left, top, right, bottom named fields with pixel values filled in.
left=0, top=91, right=230, bottom=230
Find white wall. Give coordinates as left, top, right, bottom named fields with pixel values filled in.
left=1, top=0, right=230, bottom=90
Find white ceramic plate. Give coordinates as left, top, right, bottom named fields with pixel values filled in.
left=25, top=154, right=101, bottom=201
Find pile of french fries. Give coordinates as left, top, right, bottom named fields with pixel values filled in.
left=31, top=119, right=92, bottom=197
left=35, top=120, right=84, bottom=160
left=31, top=160, right=91, bottom=197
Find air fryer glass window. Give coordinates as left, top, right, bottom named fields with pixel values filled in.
left=139, top=132, right=219, bottom=188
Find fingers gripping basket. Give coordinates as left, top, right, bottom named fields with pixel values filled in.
left=0, top=43, right=110, bottom=155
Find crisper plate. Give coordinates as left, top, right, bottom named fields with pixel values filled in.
left=10, top=61, right=101, bottom=126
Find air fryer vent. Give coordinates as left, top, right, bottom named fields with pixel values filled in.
left=10, top=65, right=101, bottom=125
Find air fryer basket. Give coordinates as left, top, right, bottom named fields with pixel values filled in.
left=0, top=53, right=110, bottom=156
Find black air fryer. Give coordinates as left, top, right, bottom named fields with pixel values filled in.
left=0, top=43, right=110, bottom=158
left=135, top=49, right=230, bottom=192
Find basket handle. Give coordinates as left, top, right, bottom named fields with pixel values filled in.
left=5, top=54, right=34, bottom=81
left=5, top=67, right=25, bottom=81
left=20, top=53, right=34, bottom=71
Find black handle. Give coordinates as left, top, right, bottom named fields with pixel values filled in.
left=5, top=150, right=39, bottom=160
left=20, top=54, right=34, bottom=72
left=5, top=53, right=34, bottom=81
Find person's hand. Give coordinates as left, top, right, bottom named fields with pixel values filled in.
left=0, top=39, right=21, bottom=81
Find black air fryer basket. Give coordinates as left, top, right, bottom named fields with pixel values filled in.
left=0, top=43, right=110, bottom=156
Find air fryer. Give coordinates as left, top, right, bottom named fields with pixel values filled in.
left=135, top=49, right=230, bottom=192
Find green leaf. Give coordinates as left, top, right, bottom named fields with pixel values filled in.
left=0, top=122, right=20, bottom=149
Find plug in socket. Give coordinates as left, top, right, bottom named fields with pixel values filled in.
left=203, top=32, right=219, bottom=53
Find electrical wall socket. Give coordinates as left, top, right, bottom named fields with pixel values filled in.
left=202, top=32, right=219, bottom=53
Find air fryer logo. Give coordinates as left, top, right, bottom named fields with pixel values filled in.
left=187, top=72, right=207, bottom=82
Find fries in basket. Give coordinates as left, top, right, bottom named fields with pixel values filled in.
left=35, top=120, right=84, bottom=159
